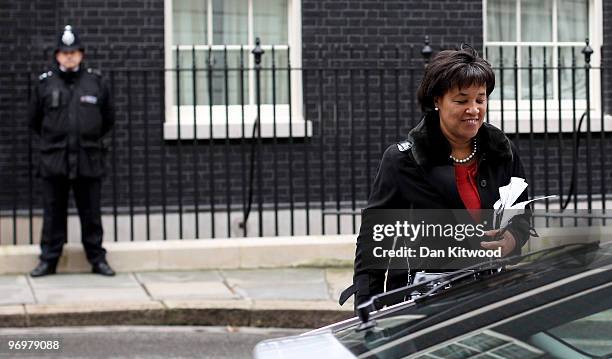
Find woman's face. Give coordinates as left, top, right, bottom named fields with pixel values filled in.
left=435, top=84, right=487, bottom=145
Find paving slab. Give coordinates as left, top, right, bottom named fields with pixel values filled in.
left=325, top=268, right=354, bottom=304
left=163, top=299, right=253, bottom=310
left=221, top=268, right=330, bottom=301
left=135, top=270, right=223, bottom=283
left=28, top=273, right=139, bottom=289
left=34, top=287, right=150, bottom=304
left=0, top=287, right=35, bottom=306
left=144, top=282, right=237, bottom=300
left=136, top=271, right=237, bottom=301
left=0, top=276, right=35, bottom=305
left=0, top=275, right=28, bottom=286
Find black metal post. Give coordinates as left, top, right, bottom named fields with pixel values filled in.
left=543, top=47, right=549, bottom=225
left=271, top=46, right=279, bottom=236
left=192, top=45, right=200, bottom=238
left=252, top=38, right=265, bottom=237
left=240, top=46, right=247, bottom=237
left=583, top=39, right=594, bottom=224
left=557, top=47, right=564, bottom=226
left=144, top=70, right=151, bottom=241
left=223, top=46, right=231, bottom=237
left=27, top=74, right=34, bottom=244
left=127, top=70, right=134, bottom=241
left=599, top=46, right=607, bottom=225
left=110, top=71, right=119, bottom=241
left=317, top=45, right=325, bottom=235
left=287, top=47, right=295, bottom=236
left=174, top=47, right=184, bottom=239
left=160, top=67, right=168, bottom=240
left=303, top=66, right=311, bottom=235
left=334, top=54, right=340, bottom=234
left=207, top=46, right=216, bottom=238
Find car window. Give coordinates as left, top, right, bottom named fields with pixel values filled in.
left=412, top=330, right=546, bottom=359
left=546, top=308, right=612, bottom=357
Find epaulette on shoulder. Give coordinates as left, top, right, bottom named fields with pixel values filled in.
left=38, top=71, right=53, bottom=81
left=397, top=139, right=413, bottom=152
left=87, top=68, right=102, bottom=77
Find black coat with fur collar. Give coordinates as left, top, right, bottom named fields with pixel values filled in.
left=343, top=113, right=531, bottom=309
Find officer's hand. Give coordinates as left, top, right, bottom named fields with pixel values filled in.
left=481, top=229, right=516, bottom=257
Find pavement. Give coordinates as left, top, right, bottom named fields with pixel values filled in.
left=0, top=268, right=355, bottom=329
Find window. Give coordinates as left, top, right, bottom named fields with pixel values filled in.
left=163, top=0, right=309, bottom=139
left=483, top=0, right=608, bottom=132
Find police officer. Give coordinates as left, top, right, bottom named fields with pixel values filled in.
left=29, top=25, right=115, bottom=277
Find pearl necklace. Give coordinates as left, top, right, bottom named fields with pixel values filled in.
left=449, top=139, right=477, bottom=164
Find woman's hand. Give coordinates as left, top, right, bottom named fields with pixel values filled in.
left=481, top=229, right=516, bottom=257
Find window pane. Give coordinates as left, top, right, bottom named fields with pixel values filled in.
left=521, top=46, right=553, bottom=100
left=558, top=46, right=587, bottom=100
left=212, top=0, right=248, bottom=45
left=487, top=0, right=516, bottom=42
left=173, top=49, right=249, bottom=106
left=260, top=48, right=289, bottom=104
left=521, top=0, right=552, bottom=42
left=253, top=0, right=288, bottom=45
left=486, top=46, right=517, bottom=100
left=173, top=0, right=207, bottom=45
left=209, top=49, right=250, bottom=105
left=558, top=0, right=588, bottom=42
left=173, top=49, right=209, bottom=106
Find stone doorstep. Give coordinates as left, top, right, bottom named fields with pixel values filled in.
left=0, top=300, right=354, bottom=329
left=0, top=235, right=356, bottom=275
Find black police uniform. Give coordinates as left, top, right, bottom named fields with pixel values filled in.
left=29, top=27, right=115, bottom=268
left=339, top=113, right=532, bottom=309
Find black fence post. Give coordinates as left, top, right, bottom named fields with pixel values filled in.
left=599, top=46, right=607, bottom=225
left=252, top=37, right=265, bottom=237
left=582, top=38, right=594, bottom=224
left=191, top=45, right=200, bottom=239
left=207, top=46, right=216, bottom=238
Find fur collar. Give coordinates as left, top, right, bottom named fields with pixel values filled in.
left=406, top=112, right=513, bottom=167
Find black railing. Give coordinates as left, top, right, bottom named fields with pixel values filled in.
left=0, top=38, right=609, bottom=245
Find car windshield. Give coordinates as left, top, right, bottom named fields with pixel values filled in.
left=334, top=242, right=612, bottom=358
left=404, top=285, right=612, bottom=359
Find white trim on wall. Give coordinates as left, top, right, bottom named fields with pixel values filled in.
left=482, top=0, right=606, bottom=133
left=162, top=0, right=309, bottom=140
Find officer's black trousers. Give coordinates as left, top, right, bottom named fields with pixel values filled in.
left=39, top=177, right=107, bottom=264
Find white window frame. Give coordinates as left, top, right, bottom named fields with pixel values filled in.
left=483, top=0, right=610, bottom=133
left=163, top=0, right=311, bottom=140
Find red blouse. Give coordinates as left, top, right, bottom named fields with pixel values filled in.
left=454, top=161, right=481, bottom=211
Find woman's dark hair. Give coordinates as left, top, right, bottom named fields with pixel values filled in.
left=417, top=44, right=495, bottom=112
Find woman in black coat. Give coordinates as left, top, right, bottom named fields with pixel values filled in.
left=341, top=45, right=531, bottom=309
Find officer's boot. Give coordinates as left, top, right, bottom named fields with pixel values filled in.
left=30, top=261, right=58, bottom=277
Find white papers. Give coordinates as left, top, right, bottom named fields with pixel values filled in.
left=493, top=177, right=556, bottom=229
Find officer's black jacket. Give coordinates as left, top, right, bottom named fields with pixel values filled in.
left=29, top=65, right=114, bottom=179
left=341, top=112, right=531, bottom=308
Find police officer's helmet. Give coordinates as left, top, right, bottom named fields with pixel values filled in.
left=55, top=25, right=84, bottom=53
